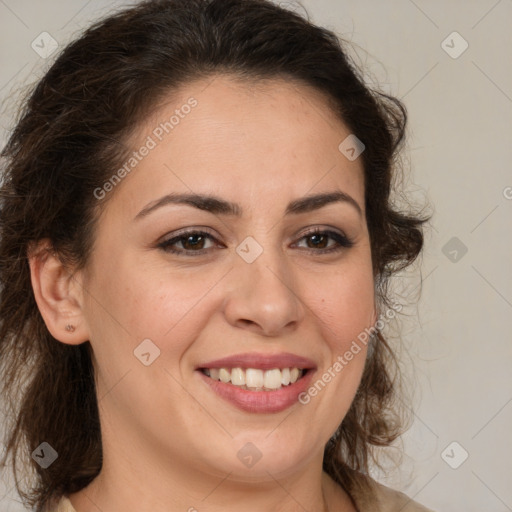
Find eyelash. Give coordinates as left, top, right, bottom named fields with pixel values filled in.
left=157, top=228, right=354, bottom=256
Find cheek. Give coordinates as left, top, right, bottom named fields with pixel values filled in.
left=311, top=263, right=375, bottom=348
left=301, top=266, right=373, bottom=426
left=92, top=261, right=225, bottom=362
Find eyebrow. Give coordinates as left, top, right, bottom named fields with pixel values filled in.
left=134, top=190, right=363, bottom=220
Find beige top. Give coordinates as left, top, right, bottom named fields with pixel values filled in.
left=51, top=475, right=435, bottom=512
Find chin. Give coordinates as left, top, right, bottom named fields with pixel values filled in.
left=202, top=435, right=318, bottom=482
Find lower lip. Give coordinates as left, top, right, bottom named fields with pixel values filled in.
left=197, top=370, right=314, bottom=413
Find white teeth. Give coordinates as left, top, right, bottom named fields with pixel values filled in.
left=231, top=367, right=245, bottom=386
left=202, top=367, right=305, bottom=391
left=219, top=368, right=231, bottom=383
left=264, top=369, right=282, bottom=389
left=245, top=368, right=264, bottom=388
left=281, top=368, right=291, bottom=386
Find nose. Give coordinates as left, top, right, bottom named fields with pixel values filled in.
left=223, top=249, right=305, bottom=337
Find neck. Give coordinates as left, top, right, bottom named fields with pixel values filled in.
left=68, top=450, right=355, bottom=511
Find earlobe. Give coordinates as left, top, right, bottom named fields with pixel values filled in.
left=28, top=239, right=89, bottom=345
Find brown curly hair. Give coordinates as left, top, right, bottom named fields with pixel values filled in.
left=0, top=0, right=431, bottom=510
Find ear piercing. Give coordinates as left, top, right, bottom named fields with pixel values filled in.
left=65, top=324, right=76, bottom=332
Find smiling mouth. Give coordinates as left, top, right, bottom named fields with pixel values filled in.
left=200, top=367, right=307, bottom=391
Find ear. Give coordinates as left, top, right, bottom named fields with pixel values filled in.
left=28, top=239, right=89, bottom=345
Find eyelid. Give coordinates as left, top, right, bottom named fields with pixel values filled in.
left=159, top=226, right=218, bottom=241
left=296, top=225, right=347, bottom=238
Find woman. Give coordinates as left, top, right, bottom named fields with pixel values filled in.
left=0, top=0, right=433, bottom=510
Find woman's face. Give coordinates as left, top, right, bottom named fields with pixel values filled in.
left=78, top=75, right=376, bottom=483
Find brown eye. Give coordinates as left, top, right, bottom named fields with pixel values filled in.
left=180, top=233, right=207, bottom=250
left=305, top=233, right=329, bottom=249
left=295, top=229, right=354, bottom=253
left=158, top=230, right=217, bottom=255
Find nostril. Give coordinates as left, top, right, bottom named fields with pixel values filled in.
left=238, top=319, right=257, bottom=328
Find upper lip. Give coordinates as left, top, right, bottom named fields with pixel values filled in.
left=196, top=352, right=317, bottom=371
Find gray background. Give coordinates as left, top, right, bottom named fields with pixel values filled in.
left=1, top=1, right=511, bottom=511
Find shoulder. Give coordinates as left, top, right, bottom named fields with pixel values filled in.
left=44, top=496, right=77, bottom=512
left=349, top=471, right=437, bottom=512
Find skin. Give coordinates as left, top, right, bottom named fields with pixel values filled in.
left=29, top=75, right=377, bottom=512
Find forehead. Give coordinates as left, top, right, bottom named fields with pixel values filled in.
left=102, top=74, right=365, bottom=221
